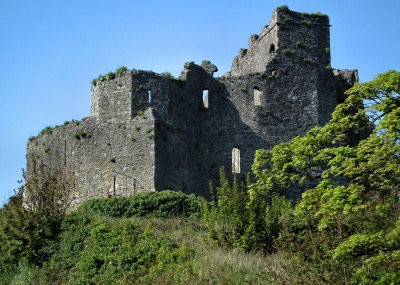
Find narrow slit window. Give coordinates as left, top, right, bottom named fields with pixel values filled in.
left=148, top=90, right=152, bottom=103
left=253, top=87, right=262, bottom=106
left=232, top=148, right=241, bottom=173
left=203, top=90, right=209, bottom=108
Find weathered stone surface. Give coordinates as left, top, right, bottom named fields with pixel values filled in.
left=25, top=8, right=358, bottom=208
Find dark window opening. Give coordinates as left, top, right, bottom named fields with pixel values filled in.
left=269, top=44, right=275, bottom=54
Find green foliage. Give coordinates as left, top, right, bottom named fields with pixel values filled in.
left=277, top=5, right=289, bottom=11
left=106, top=72, right=115, bottom=80
left=91, top=78, right=97, bottom=86
left=63, top=121, right=70, bottom=126
left=21, top=212, right=195, bottom=284
left=146, top=127, right=153, bottom=133
left=282, top=49, right=294, bottom=55
left=115, top=66, right=127, bottom=76
left=324, top=47, right=330, bottom=53
left=109, top=157, right=116, bottom=163
left=161, top=72, right=174, bottom=79
left=78, top=191, right=204, bottom=218
left=248, top=70, right=400, bottom=282
left=202, top=168, right=253, bottom=249
left=0, top=205, right=60, bottom=266
left=296, top=41, right=301, bottom=47
left=40, top=126, right=53, bottom=135
left=200, top=70, right=400, bottom=282
left=0, top=210, right=18, bottom=283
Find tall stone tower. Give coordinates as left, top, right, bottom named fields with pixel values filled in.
left=25, top=7, right=358, bottom=208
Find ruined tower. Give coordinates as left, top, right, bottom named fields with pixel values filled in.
left=26, top=7, right=358, bottom=208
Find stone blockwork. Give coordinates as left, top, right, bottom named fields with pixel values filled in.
left=25, top=7, right=358, bottom=208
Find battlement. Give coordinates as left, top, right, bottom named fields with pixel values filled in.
left=25, top=7, right=358, bottom=209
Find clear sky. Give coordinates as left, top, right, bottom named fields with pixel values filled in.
left=1, top=0, right=399, bottom=204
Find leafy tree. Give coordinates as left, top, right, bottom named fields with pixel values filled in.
left=0, top=157, right=76, bottom=266
left=249, top=70, right=400, bottom=282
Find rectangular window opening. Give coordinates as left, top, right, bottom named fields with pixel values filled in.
left=254, top=88, right=262, bottom=106
left=232, top=148, right=241, bottom=173
left=203, top=90, right=209, bottom=108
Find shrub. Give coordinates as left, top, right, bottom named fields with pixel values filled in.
left=109, top=158, right=116, bottom=163
left=116, top=66, right=128, bottom=76
left=106, top=72, right=115, bottom=80
left=296, top=41, right=301, bottom=47
left=77, top=191, right=204, bottom=218
left=135, top=126, right=141, bottom=131
left=324, top=47, right=330, bottom=53
left=282, top=49, right=294, bottom=56
left=40, top=126, right=53, bottom=135
left=91, top=79, right=97, bottom=86
left=161, top=72, right=174, bottom=79
left=73, top=133, right=80, bottom=139
left=277, top=5, right=289, bottom=11
left=146, top=128, right=153, bottom=133
left=63, top=121, right=69, bottom=126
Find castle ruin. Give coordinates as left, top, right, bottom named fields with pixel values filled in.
left=25, top=8, right=358, bottom=208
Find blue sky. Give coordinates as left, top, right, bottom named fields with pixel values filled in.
left=0, top=0, right=399, bottom=204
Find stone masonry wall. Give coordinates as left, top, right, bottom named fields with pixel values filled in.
left=25, top=7, right=358, bottom=207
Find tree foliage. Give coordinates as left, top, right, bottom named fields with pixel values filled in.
left=205, top=70, right=400, bottom=283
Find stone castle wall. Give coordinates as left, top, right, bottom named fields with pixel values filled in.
left=25, top=8, right=358, bottom=207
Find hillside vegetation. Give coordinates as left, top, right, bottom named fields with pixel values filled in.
left=1, top=70, right=399, bottom=284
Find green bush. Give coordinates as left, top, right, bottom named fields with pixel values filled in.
left=77, top=191, right=204, bottom=218
left=40, top=126, right=53, bottom=135
left=28, top=212, right=195, bottom=284
left=116, top=66, right=128, bottom=76
left=282, top=49, right=294, bottom=56
left=277, top=5, right=289, bottom=11
left=106, top=72, right=115, bottom=80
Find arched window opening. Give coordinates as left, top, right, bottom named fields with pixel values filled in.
left=269, top=44, right=275, bottom=54
left=203, top=90, right=209, bottom=108
left=148, top=90, right=152, bottom=103
left=232, top=148, right=241, bottom=173
left=253, top=87, right=262, bottom=106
